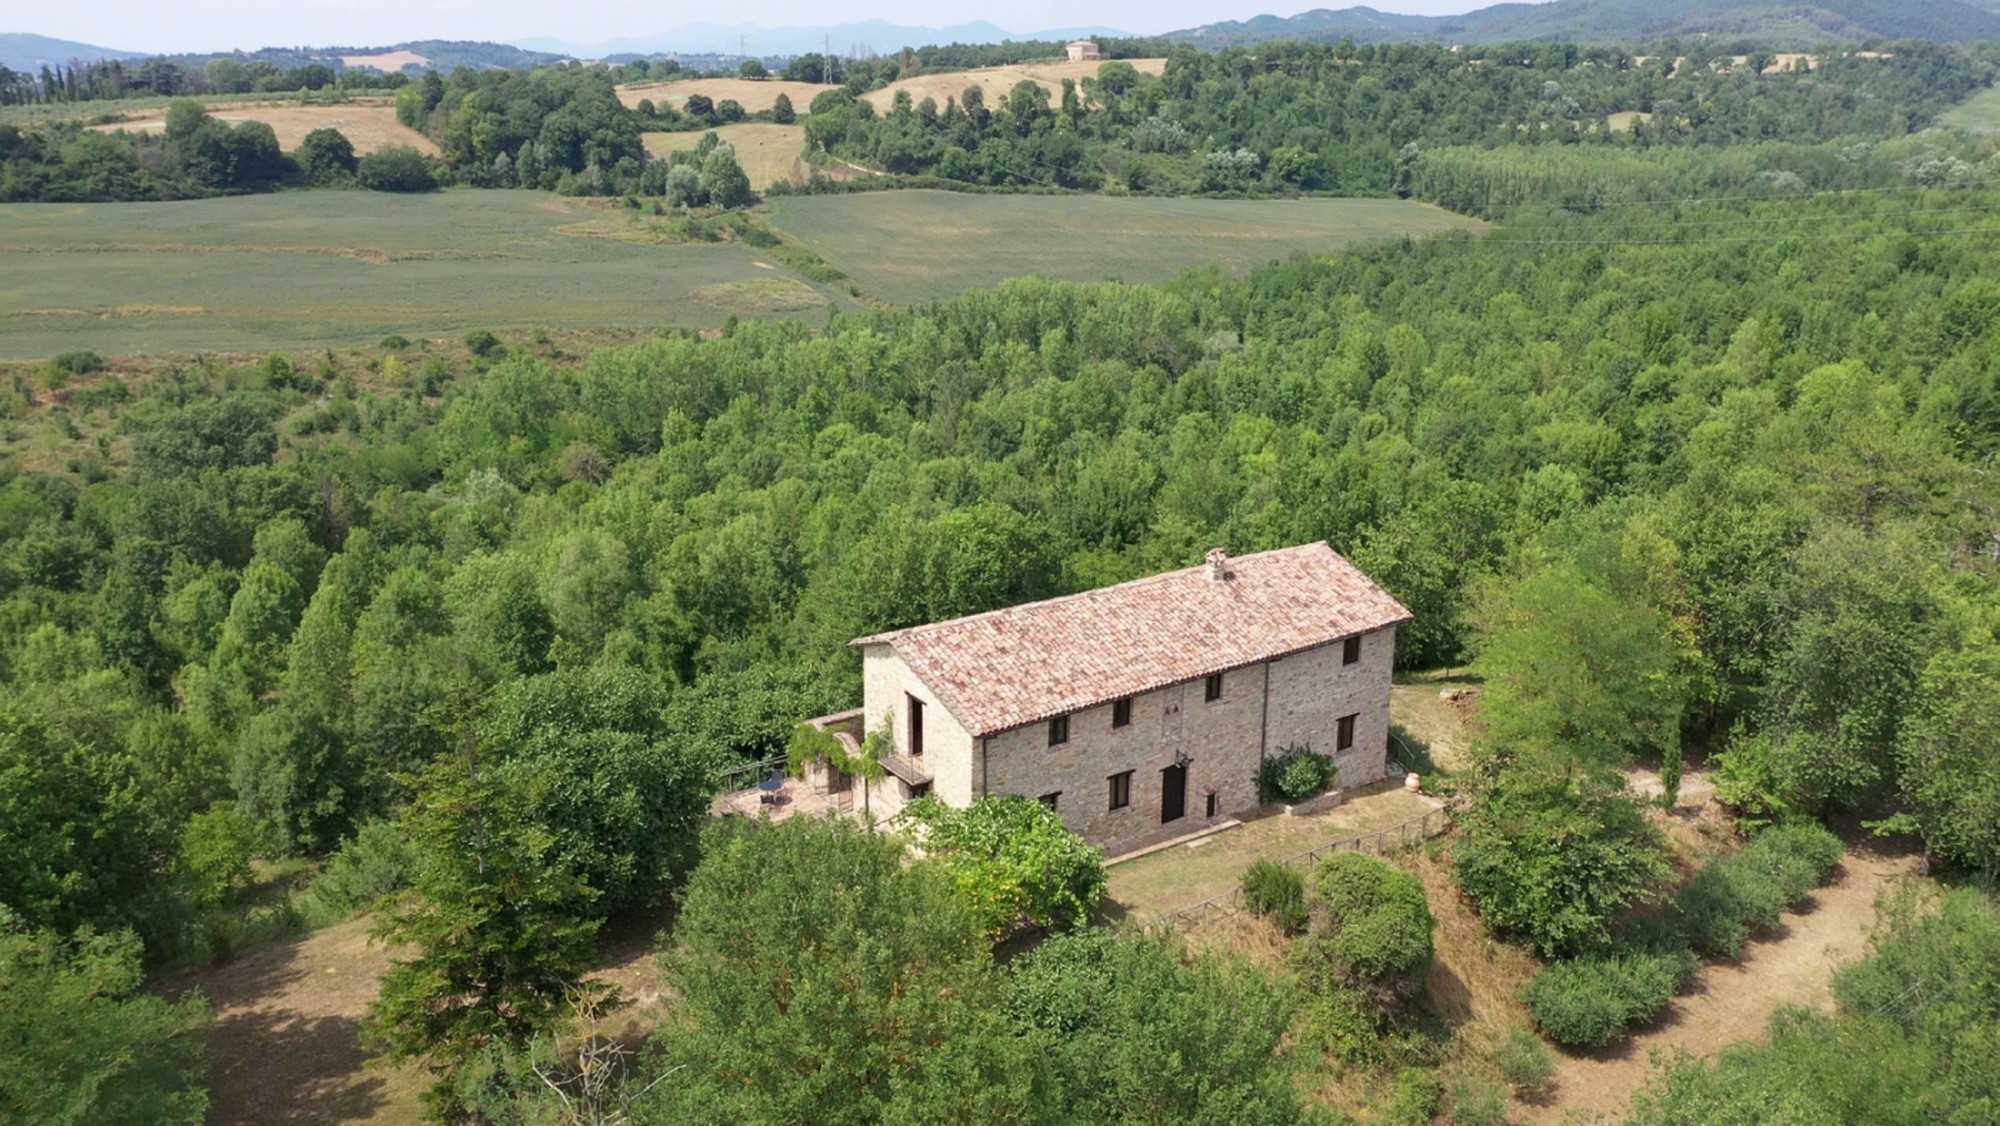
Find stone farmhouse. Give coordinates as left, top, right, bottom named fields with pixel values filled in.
left=1065, top=39, right=1104, bottom=62
left=802, top=542, right=1411, bottom=856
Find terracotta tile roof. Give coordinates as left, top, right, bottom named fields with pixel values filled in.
left=851, top=542, right=1411, bottom=737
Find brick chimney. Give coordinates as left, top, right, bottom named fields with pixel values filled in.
left=1205, top=548, right=1229, bottom=582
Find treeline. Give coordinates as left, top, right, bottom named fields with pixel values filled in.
left=0, top=56, right=407, bottom=107
left=0, top=103, right=439, bottom=202
left=0, top=105, right=287, bottom=202
left=1404, top=133, right=1998, bottom=217
left=818, top=40, right=1992, bottom=193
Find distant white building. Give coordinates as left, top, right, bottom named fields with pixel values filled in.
left=1066, top=40, right=1103, bottom=62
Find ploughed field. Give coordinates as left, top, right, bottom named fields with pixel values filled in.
left=766, top=191, right=1489, bottom=305
left=0, top=191, right=857, bottom=357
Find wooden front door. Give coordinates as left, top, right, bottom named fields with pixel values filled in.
left=1161, top=762, right=1187, bottom=824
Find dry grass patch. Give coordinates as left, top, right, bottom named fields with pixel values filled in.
left=618, top=77, right=835, bottom=113
left=643, top=123, right=811, bottom=190
left=862, top=57, right=1167, bottom=113
left=1105, top=783, right=1445, bottom=923
left=339, top=50, right=430, bottom=71
left=91, top=102, right=438, bottom=156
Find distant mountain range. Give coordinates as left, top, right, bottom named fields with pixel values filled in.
left=516, top=21, right=1133, bottom=60
left=1166, top=0, right=2000, bottom=45
left=1, top=32, right=146, bottom=71
left=0, top=35, right=562, bottom=73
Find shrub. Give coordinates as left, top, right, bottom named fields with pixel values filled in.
left=1524, top=951, right=1680, bottom=1047
left=1241, top=858, right=1306, bottom=934
left=379, top=334, right=411, bottom=350
left=295, top=819, right=415, bottom=926
left=1455, top=758, right=1671, bottom=957
left=51, top=350, right=105, bottom=376
left=463, top=330, right=501, bottom=357
left=1257, top=742, right=1337, bottom=804
left=1446, top=1074, right=1508, bottom=1126
left=900, top=795, right=1107, bottom=937
left=1298, top=987, right=1388, bottom=1064
left=1672, top=823, right=1843, bottom=958
left=1295, top=852, right=1434, bottom=1006
left=1496, top=1026, right=1555, bottom=1094
left=1379, top=1067, right=1442, bottom=1126
left=357, top=146, right=436, bottom=192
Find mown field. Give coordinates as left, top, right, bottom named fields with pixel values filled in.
left=1941, top=84, right=2000, bottom=132
left=643, top=123, right=819, bottom=190
left=88, top=101, right=438, bottom=155
left=615, top=58, right=1169, bottom=118
left=0, top=191, right=856, bottom=358
left=766, top=191, right=1488, bottom=305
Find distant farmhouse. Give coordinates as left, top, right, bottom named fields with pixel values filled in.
left=801, top=543, right=1409, bottom=856
left=1065, top=39, right=1103, bottom=62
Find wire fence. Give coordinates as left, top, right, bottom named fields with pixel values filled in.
left=1141, top=799, right=1459, bottom=937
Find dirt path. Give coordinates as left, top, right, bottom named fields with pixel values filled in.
left=161, top=906, right=673, bottom=1124
left=1528, top=840, right=1920, bottom=1123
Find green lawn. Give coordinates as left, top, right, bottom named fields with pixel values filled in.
left=0, top=190, right=856, bottom=358
left=1941, top=85, right=2000, bottom=133
left=766, top=191, right=1488, bottom=305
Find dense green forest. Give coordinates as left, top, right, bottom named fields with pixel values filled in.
left=5, top=38, right=1993, bottom=202
left=816, top=40, right=1992, bottom=191
left=6, top=37, right=2000, bottom=1116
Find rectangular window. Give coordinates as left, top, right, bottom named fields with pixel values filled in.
left=1204, top=672, right=1224, bottom=702
left=1108, top=770, right=1133, bottom=811
left=1039, top=792, right=1061, bottom=811
left=909, top=781, right=931, bottom=799
left=1206, top=792, right=1219, bottom=818
left=1048, top=714, right=1070, bottom=746
left=1343, top=635, right=1362, bottom=665
left=1336, top=712, right=1358, bottom=751
left=907, top=694, right=925, bottom=757
left=1112, top=697, right=1132, bottom=728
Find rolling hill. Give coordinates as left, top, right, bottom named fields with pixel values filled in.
left=1168, top=0, right=2000, bottom=45
left=1, top=32, right=146, bottom=71
left=521, top=21, right=1131, bottom=59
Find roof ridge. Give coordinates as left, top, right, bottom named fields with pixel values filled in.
left=850, top=541, right=1331, bottom=648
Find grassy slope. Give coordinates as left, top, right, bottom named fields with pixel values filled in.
left=767, top=191, right=1488, bottom=306
left=1941, top=85, right=2000, bottom=133
left=0, top=190, right=857, bottom=358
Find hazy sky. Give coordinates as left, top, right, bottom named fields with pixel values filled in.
left=36, top=0, right=1498, bottom=54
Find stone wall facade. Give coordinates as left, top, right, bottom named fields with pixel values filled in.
left=856, top=624, right=1400, bottom=855
left=858, top=642, right=975, bottom=822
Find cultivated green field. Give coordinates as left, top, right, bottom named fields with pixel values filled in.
left=766, top=192, right=1488, bottom=305
left=0, top=190, right=856, bottom=358
left=1941, top=85, right=2000, bottom=133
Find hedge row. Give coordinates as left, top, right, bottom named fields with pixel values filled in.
left=1673, top=822, right=1844, bottom=958
left=1526, top=823, right=1842, bottom=1047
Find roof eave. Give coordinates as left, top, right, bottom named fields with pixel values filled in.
left=963, top=615, right=1412, bottom=738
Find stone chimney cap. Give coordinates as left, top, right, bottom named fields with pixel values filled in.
left=1205, top=548, right=1229, bottom=581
